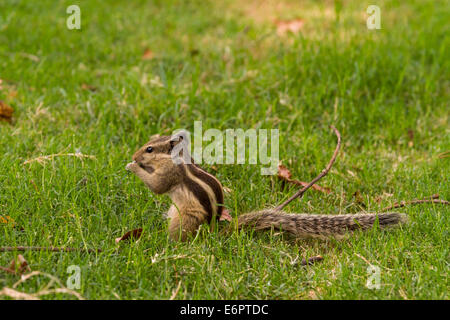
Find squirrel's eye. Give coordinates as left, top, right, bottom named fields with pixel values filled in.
left=146, top=146, right=153, bottom=153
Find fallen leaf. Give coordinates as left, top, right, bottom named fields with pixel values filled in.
left=8, top=90, right=18, bottom=99
left=275, top=18, right=304, bottom=36
left=0, top=215, right=13, bottom=224
left=294, top=180, right=331, bottom=194
left=277, top=164, right=331, bottom=194
left=308, top=290, right=318, bottom=300
left=374, top=192, right=394, bottom=203
left=142, top=48, right=154, bottom=60
left=277, top=164, right=292, bottom=180
left=81, top=83, right=97, bottom=92
left=352, top=190, right=366, bottom=208
left=0, top=255, right=30, bottom=275
left=219, top=208, right=232, bottom=222
left=0, top=215, right=23, bottom=230
left=0, top=100, right=14, bottom=122
left=301, top=255, right=323, bottom=266
left=190, top=49, right=200, bottom=56
left=115, top=228, right=143, bottom=243
left=407, top=129, right=414, bottom=141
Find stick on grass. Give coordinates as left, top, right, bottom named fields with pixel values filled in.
left=275, top=125, right=341, bottom=211
left=0, top=246, right=102, bottom=253
left=382, top=195, right=449, bottom=211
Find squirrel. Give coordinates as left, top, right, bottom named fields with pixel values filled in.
left=126, top=134, right=407, bottom=242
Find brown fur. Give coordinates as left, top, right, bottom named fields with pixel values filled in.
left=127, top=135, right=407, bottom=241
left=235, top=210, right=407, bottom=239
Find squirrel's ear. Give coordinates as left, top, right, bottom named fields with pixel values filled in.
left=169, top=133, right=186, bottom=152
left=169, top=135, right=183, bottom=149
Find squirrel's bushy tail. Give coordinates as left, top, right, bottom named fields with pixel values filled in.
left=236, top=210, right=407, bottom=238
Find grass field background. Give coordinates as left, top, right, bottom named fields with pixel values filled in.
left=0, top=0, right=449, bottom=299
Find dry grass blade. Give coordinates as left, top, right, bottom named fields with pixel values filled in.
left=0, top=271, right=85, bottom=300
left=0, top=287, right=39, bottom=300
left=0, top=246, right=101, bottom=253
left=11, top=271, right=85, bottom=300
left=170, top=280, right=182, bottom=300
left=34, top=288, right=84, bottom=300
left=23, top=152, right=96, bottom=165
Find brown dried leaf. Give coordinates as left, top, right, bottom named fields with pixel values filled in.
left=275, top=18, right=304, bottom=36
left=352, top=190, right=366, bottom=208
left=277, top=164, right=331, bottom=194
left=81, top=83, right=97, bottom=92
left=115, top=228, right=143, bottom=243
left=407, top=129, right=414, bottom=141
left=301, top=255, right=323, bottom=266
left=0, top=215, right=24, bottom=231
left=293, top=180, right=331, bottom=194
left=1, top=215, right=15, bottom=226
left=0, top=100, right=14, bottom=122
left=0, top=255, right=30, bottom=275
left=277, top=164, right=292, bottom=180
left=11, top=255, right=30, bottom=274
left=374, top=192, right=394, bottom=204
left=142, top=48, right=154, bottom=60
left=308, top=290, right=318, bottom=300
left=219, top=208, right=232, bottom=222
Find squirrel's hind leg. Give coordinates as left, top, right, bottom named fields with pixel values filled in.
left=168, top=212, right=204, bottom=242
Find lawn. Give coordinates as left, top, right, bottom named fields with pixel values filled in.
left=0, top=0, right=448, bottom=300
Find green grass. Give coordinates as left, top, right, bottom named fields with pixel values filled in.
left=0, top=0, right=449, bottom=299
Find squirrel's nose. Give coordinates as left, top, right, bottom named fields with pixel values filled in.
left=133, top=152, right=146, bottom=162
left=132, top=152, right=141, bottom=162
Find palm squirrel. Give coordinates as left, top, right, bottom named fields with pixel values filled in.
left=126, top=134, right=407, bottom=241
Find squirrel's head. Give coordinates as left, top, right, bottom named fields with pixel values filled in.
left=127, top=134, right=187, bottom=194
left=132, top=134, right=184, bottom=173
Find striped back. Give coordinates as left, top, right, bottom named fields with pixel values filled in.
left=183, top=163, right=224, bottom=223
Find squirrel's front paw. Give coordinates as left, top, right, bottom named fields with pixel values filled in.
left=126, top=161, right=137, bottom=171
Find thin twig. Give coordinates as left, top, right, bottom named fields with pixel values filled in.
left=275, top=125, right=341, bottom=211
left=0, top=246, right=102, bottom=253
left=382, top=197, right=449, bottom=211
